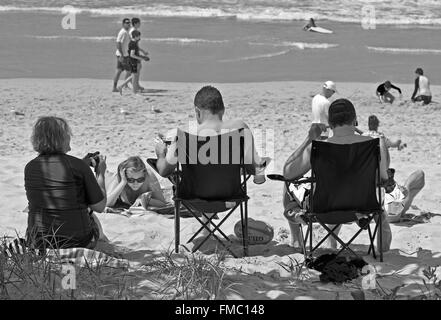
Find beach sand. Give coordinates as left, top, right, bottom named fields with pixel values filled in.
left=1, top=78, right=441, bottom=299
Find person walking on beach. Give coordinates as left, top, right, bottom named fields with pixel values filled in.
left=117, top=30, right=149, bottom=94
left=112, top=18, right=132, bottom=92
left=411, top=68, right=432, bottom=105
left=376, top=81, right=402, bottom=104
left=129, top=17, right=149, bottom=92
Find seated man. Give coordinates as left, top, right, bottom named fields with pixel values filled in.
left=154, top=85, right=269, bottom=233
left=155, top=85, right=268, bottom=177
left=282, top=98, right=392, bottom=252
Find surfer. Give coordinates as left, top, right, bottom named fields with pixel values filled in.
left=303, top=18, right=317, bottom=31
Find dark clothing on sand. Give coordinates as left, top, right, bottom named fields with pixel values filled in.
left=376, top=83, right=402, bottom=95
left=24, top=154, right=103, bottom=248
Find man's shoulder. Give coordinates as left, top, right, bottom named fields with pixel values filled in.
left=312, top=94, right=328, bottom=105
left=223, top=119, right=249, bottom=131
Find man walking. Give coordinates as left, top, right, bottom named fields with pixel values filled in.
left=112, top=18, right=132, bottom=92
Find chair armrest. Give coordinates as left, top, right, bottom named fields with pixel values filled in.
left=266, top=174, right=314, bottom=185
left=146, top=158, right=179, bottom=185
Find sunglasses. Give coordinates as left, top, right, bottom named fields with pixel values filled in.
left=127, top=176, right=146, bottom=183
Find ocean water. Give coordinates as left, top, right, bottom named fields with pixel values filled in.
left=1, top=0, right=441, bottom=83
left=2, top=0, right=441, bottom=25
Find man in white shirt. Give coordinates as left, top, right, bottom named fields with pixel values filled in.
left=112, top=18, right=132, bottom=92
left=311, top=81, right=337, bottom=137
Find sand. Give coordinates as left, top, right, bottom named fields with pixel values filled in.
left=1, top=78, right=441, bottom=299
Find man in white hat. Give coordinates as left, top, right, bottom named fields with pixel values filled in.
left=311, top=81, right=337, bottom=138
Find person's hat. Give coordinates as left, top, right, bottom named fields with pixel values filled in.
left=323, top=80, right=337, bottom=93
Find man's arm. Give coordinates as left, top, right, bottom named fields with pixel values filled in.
left=376, top=91, right=383, bottom=103
left=411, top=77, right=419, bottom=101
left=379, top=137, right=389, bottom=180
left=155, top=139, right=178, bottom=177
left=391, top=84, right=402, bottom=94
left=116, top=42, right=123, bottom=59
left=283, top=124, right=325, bottom=180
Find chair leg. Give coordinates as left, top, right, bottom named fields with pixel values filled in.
left=244, top=201, right=249, bottom=257
left=367, top=225, right=377, bottom=259
left=379, top=212, right=383, bottom=262
left=175, top=200, right=180, bottom=254
left=309, top=221, right=313, bottom=252
left=299, top=226, right=307, bottom=260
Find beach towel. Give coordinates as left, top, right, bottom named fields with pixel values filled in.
left=2, top=237, right=129, bottom=269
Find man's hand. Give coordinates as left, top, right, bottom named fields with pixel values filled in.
left=143, top=56, right=150, bottom=61
left=155, top=138, right=168, bottom=158
left=308, top=123, right=326, bottom=141
left=119, top=168, right=128, bottom=185
left=96, top=155, right=107, bottom=175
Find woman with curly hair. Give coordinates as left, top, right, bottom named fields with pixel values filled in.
left=106, top=156, right=167, bottom=209
left=24, top=116, right=107, bottom=249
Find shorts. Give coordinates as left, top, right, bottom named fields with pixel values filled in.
left=129, top=59, right=138, bottom=73
left=116, top=56, right=130, bottom=71
left=414, top=95, right=432, bottom=105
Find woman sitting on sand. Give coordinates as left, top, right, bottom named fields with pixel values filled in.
left=24, top=117, right=107, bottom=250
left=106, top=156, right=168, bottom=209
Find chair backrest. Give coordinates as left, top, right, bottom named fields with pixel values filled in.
left=175, top=128, right=250, bottom=200
left=310, top=138, right=382, bottom=213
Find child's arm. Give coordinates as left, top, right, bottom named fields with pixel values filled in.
left=130, top=49, right=144, bottom=61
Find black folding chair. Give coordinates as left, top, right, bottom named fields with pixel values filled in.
left=147, top=128, right=254, bottom=258
left=268, top=138, right=384, bottom=262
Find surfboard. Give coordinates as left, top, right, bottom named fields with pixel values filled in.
left=309, top=26, right=333, bottom=34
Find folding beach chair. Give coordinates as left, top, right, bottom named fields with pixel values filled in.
left=268, top=139, right=384, bottom=262
left=147, top=128, right=254, bottom=258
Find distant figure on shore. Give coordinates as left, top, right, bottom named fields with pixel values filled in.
left=303, top=18, right=317, bottom=31
left=129, top=17, right=149, bottom=92
left=376, top=81, right=402, bottom=104
left=311, top=81, right=337, bottom=138
left=411, top=68, right=432, bottom=105
left=363, top=115, right=406, bottom=151
left=113, top=18, right=132, bottom=92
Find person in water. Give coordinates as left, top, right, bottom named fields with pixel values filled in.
left=303, top=18, right=317, bottom=31
left=376, top=81, right=402, bottom=104
left=411, top=68, right=432, bottom=105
